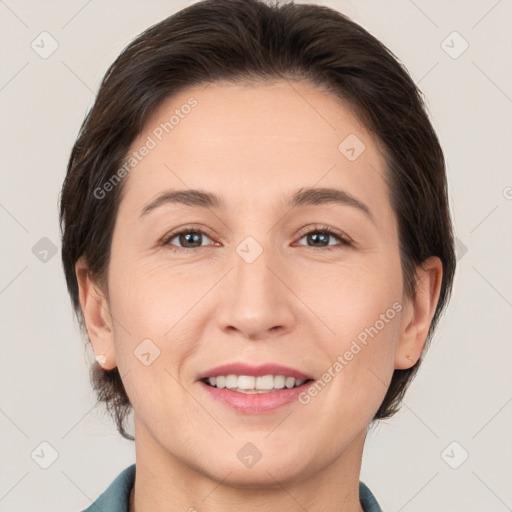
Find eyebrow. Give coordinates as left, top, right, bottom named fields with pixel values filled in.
left=139, top=186, right=373, bottom=220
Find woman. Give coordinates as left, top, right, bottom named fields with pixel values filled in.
left=59, top=0, right=456, bottom=510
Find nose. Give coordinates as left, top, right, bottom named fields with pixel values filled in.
left=215, top=241, right=296, bottom=341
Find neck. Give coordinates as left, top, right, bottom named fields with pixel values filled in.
left=129, top=485, right=134, bottom=512
left=130, top=416, right=367, bottom=512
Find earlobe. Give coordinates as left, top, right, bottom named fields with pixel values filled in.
left=75, top=257, right=117, bottom=370
left=395, top=256, right=443, bottom=370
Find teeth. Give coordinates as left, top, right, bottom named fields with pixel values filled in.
left=237, top=375, right=256, bottom=389
left=285, top=376, right=295, bottom=388
left=225, top=375, right=238, bottom=389
left=204, top=374, right=307, bottom=391
left=274, top=375, right=285, bottom=389
left=256, top=375, right=274, bottom=390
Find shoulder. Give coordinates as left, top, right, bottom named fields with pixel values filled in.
left=359, top=481, right=383, bottom=512
left=80, top=463, right=136, bottom=512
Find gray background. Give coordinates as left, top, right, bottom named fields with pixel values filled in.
left=1, top=0, right=511, bottom=511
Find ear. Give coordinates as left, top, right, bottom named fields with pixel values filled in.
left=395, top=256, right=443, bottom=369
left=75, top=256, right=117, bottom=370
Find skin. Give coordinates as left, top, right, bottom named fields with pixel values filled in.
left=76, top=79, right=442, bottom=512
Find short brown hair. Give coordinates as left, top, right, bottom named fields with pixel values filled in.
left=59, top=0, right=456, bottom=440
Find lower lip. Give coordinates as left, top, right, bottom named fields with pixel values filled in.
left=198, top=380, right=314, bottom=414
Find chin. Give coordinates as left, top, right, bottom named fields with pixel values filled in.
left=199, top=451, right=314, bottom=489
left=211, top=465, right=302, bottom=490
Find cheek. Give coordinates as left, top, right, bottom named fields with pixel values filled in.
left=107, top=258, right=219, bottom=389
left=109, top=244, right=404, bottom=347
left=305, top=259, right=402, bottom=393
left=106, top=264, right=201, bottom=417
left=109, top=259, right=199, bottom=332
left=307, top=255, right=403, bottom=337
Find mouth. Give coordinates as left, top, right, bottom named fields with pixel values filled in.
left=196, top=363, right=315, bottom=413
left=200, top=374, right=314, bottom=393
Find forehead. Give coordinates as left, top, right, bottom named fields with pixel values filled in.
left=119, top=79, right=391, bottom=218
left=147, top=79, right=372, bottom=150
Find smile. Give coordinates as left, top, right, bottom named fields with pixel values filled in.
left=202, top=374, right=312, bottom=393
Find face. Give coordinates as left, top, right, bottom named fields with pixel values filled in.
left=89, top=79, right=421, bottom=485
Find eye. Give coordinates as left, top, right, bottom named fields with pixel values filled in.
left=162, top=227, right=215, bottom=251
left=295, top=225, right=351, bottom=250
left=161, top=224, right=351, bottom=252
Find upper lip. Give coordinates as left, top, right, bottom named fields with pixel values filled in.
left=196, top=363, right=314, bottom=381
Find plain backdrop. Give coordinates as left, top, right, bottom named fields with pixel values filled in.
left=1, top=1, right=511, bottom=511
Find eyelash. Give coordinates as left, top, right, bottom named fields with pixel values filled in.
left=161, top=224, right=352, bottom=253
